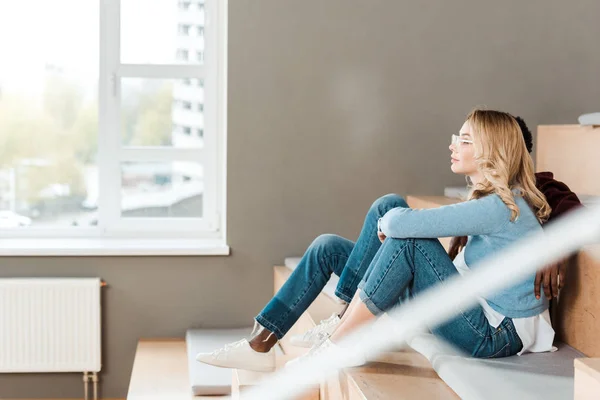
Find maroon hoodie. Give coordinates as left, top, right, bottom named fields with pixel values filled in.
left=535, top=171, right=582, bottom=221
left=448, top=172, right=582, bottom=259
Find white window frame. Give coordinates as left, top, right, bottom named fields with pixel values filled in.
left=0, top=0, right=228, bottom=255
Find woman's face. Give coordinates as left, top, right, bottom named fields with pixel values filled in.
left=449, top=121, right=478, bottom=176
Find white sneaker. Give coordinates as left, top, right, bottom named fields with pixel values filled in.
left=286, top=334, right=366, bottom=369
left=196, top=338, right=276, bottom=372
left=289, top=313, right=341, bottom=348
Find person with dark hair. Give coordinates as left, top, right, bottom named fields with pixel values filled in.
left=197, top=110, right=581, bottom=371
left=449, top=116, right=581, bottom=300
left=514, top=116, right=534, bottom=153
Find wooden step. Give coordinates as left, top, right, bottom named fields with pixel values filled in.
left=340, top=351, right=459, bottom=400
left=537, top=125, right=600, bottom=196
left=406, top=196, right=462, bottom=251
left=127, top=339, right=200, bottom=400
left=232, top=350, right=319, bottom=400
left=554, top=246, right=600, bottom=358
left=574, top=358, right=600, bottom=399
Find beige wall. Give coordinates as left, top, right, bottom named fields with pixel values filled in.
left=1, top=0, right=599, bottom=397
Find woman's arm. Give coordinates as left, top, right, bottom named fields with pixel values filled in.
left=379, top=194, right=510, bottom=239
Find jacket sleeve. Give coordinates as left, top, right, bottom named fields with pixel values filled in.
left=535, top=172, right=582, bottom=221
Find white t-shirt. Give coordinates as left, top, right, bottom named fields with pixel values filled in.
left=453, top=249, right=556, bottom=355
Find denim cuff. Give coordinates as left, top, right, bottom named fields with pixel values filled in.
left=358, top=286, right=385, bottom=316
left=255, top=315, right=285, bottom=340
left=334, top=288, right=353, bottom=304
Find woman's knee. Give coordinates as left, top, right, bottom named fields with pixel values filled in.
left=309, top=234, right=345, bottom=255
left=370, top=194, right=408, bottom=216
left=307, top=234, right=351, bottom=276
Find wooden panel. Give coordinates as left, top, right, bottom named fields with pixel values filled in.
left=406, top=196, right=462, bottom=252
left=536, top=125, right=600, bottom=357
left=320, top=372, right=346, bottom=400
left=575, top=358, right=600, bottom=400
left=555, top=247, right=600, bottom=357
left=536, top=125, right=600, bottom=196
left=127, top=339, right=199, bottom=400
left=232, top=350, right=319, bottom=400
left=344, top=350, right=459, bottom=400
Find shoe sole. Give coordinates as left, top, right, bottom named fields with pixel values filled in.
left=196, top=356, right=276, bottom=372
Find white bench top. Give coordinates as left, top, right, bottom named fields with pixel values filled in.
left=408, top=332, right=583, bottom=400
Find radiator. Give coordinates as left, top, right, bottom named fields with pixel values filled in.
left=0, top=278, right=102, bottom=373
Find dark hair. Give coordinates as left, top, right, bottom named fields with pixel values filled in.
left=513, top=116, right=533, bottom=154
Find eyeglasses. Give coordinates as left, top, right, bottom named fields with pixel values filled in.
left=451, top=134, right=474, bottom=146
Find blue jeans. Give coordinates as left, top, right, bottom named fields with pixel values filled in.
left=358, top=237, right=523, bottom=358
left=256, top=195, right=523, bottom=358
left=256, top=194, right=405, bottom=338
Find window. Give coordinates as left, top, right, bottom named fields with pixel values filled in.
left=176, top=49, right=189, bottom=61
left=0, top=0, right=228, bottom=253
left=178, top=24, right=191, bottom=36
left=198, top=3, right=205, bottom=11
left=197, top=26, right=204, bottom=37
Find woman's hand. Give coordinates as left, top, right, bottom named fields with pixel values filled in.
left=378, top=231, right=386, bottom=243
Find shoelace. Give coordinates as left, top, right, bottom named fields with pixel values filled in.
left=304, top=314, right=338, bottom=339
left=301, top=333, right=332, bottom=361
left=211, top=339, right=247, bottom=357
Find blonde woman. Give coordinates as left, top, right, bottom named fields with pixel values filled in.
left=198, top=109, right=555, bottom=371
left=315, top=109, right=553, bottom=362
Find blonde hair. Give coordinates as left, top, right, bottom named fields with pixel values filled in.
left=466, top=109, right=550, bottom=223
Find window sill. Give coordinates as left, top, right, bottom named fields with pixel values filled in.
left=0, top=238, right=230, bottom=256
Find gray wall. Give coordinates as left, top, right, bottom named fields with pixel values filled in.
left=1, top=0, right=599, bottom=397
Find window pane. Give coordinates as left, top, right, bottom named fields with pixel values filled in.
left=121, top=78, right=205, bottom=147
left=0, top=0, right=99, bottom=228
left=121, top=162, right=203, bottom=218
left=121, top=0, right=205, bottom=65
